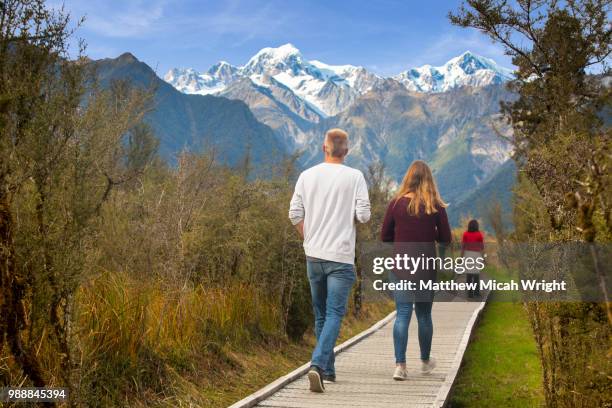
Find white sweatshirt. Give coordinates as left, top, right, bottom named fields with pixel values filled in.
left=288, top=162, right=371, bottom=264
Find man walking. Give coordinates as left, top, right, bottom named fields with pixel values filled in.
left=288, top=128, right=371, bottom=393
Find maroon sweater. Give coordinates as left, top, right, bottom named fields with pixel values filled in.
left=381, top=197, right=452, bottom=244
left=380, top=197, right=452, bottom=280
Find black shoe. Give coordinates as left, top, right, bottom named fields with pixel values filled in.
left=322, top=374, right=336, bottom=382
left=308, top=366, right=325, bottom=392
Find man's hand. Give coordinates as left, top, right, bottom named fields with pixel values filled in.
left=294, top=220, right=304, bottom=239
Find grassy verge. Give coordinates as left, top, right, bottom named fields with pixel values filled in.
left=448, top=298, right=544, bottom=408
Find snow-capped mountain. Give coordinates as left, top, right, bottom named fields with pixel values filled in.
left=164, top=45, right=513, bottom=117
left=164, top=68, right=224, bottom=95
left=163, top=43, right=383, bottom=116
left=241, top=44, right=384, bottom=116
left=163, top=62, right=241, bottom=95
left=207, top=61, right=241, bottom=84
left=393, top=51, right=514, bottom=93
left=219, top=75, right=324, bottom=147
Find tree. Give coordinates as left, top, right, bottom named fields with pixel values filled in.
left=450, top=1, right=610, bottom=237
left=450, top=1, right=611, bottom=407
left=0, top=0, right=152, bottom=397
left=125, top=122, right=159, bottom=177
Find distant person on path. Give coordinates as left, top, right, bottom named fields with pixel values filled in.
left=288, top=128, right=371, bottom=393
left=381, top=160, right=451, bottom=381
left=461, top=219, right=484, bottom=298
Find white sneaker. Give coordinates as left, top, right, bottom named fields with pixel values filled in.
left=421, top=357, right=436, bottom=374
left=393, top=366, right=408, bottom=381
left=307, top=367, right=325, bottom=393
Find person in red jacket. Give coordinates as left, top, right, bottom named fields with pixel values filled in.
left=461, top=219, right=484, bottom=298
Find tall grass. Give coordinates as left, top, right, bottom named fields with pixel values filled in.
left=72, top=271, right=282, bottom=405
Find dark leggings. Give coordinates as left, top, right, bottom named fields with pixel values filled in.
left=466, top=273, right=480, bottom=296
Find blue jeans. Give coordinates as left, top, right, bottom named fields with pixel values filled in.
left=307, top=260, right=355, bottom=376
left=393, top=299, right=433, bottom=363
left=389, top=271, right=434, bottom=363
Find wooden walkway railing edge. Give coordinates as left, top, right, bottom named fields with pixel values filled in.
left=227, top=311, right=398, bottom=408
left=433, top=298, right=488, bottom=408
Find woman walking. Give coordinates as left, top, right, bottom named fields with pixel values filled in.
left=381, top=160, right=451, bottom=380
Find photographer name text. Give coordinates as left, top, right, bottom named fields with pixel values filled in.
left=373, top=279, right=567, bottom=293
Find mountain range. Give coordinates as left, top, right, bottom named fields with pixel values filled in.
left=393, top=52, right=513, bottom=93
left=93, top=53, right=286, bottom=170
left=93, top=45, right=518, bottom=226
left=164, top=43, right=382, bottom=117
left=164, top=45, right=515, bottom=206
left=164, top=44, right=513, bottom=116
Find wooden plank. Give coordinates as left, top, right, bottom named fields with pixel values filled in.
left=229, top=298, right=486, bottom=408
left=227, top=311, right=397, bottom=408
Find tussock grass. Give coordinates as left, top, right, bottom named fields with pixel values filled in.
left=66, top=271, right=392, bottom=406
left=73, top=271, right=283, bottom=405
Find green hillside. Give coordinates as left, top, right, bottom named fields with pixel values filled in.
left=448, top=159, right=516, bottom=228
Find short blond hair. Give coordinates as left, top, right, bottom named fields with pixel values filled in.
left=324, top=128, right=349, bottom=158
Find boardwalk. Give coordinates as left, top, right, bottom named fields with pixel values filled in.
left=230, top=299, right=486, bottom=408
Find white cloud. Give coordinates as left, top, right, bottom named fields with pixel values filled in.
left=170, top=0, right=298, bottom=49
left=57, top=0, right=167, bottom=38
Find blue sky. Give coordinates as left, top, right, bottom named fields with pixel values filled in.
left=53, top=0, right=514, bottom=76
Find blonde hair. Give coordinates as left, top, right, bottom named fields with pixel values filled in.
left=324, top=128, right=349, bottom=158
left=394, top=160, right=447, bottom=216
